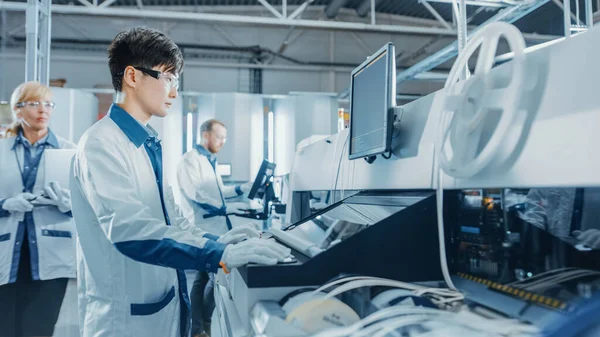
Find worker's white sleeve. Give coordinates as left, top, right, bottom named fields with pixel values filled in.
left=177, top=155, right=224, bottom=214
left=72, top=140, right=225, bottom=272
left=218, top=173, right=244, bottom=199
left=164, top=185, right=220, bottom=242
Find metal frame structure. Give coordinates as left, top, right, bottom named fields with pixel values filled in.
left=560, top=0, right=594, bottom=37
left=25, top=0, right=51, bottom=85
left=0, top=1, right=459, bottom=36
left=0, top=0, right=560, bottom=38
left=0, top=0, right=588, bottom=100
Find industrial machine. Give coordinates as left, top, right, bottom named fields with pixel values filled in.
left=212, top=23, right=600, bottom=337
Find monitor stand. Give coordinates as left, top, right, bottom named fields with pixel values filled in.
left=235, top=183, right=275, bottom=221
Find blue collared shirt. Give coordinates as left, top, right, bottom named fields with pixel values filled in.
left=11, top=130, right=59, bottom=191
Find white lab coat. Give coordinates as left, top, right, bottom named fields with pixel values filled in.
left=70, top=105, right=225, bottom=337
left=0, top=131, right=76, bottom=286
left=177, top=145, right=243, bottom=236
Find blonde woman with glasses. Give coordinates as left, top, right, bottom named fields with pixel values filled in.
left=0, top=81, right=76, bottom=337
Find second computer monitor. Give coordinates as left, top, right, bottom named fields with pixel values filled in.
left=247, top=159, right=277, bottom=200
left=348, top=42, right=396, bottom=161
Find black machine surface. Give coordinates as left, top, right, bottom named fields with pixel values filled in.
left=348, top=43, right=396, bottom=161
left=445, top=189, right=600, bottom=321
left=238, top=191, right=443, bottom=288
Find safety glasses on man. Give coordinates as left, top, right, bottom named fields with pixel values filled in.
left=134, top=66, right=180, bottom=91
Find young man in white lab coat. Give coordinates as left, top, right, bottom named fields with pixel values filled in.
left=69, top=27, right=290, bottom=337
left=177, top=119, right=253, bottom=336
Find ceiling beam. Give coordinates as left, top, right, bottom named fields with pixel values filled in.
left=76, top=0, right=94, bottom=7
left=99, top=0, right=118, bottom=8
left=393, top=0, right=552, bottom=86
left=257, top=0, right=283, bottom=19
left=288, top=0, right=314, bottom=20
left=551, top=0, right=578, bottom=24
left=423, top=0, right=508, bottom=7
left=0, top=2, right=464, bottom=36
left=420, top=1, right=453, bottom=30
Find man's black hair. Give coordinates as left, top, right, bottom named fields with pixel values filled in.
left=108, top=27, right=183, bottom=92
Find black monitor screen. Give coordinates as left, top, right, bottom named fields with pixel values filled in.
left=247, top=159, right=276, bottom=200
left=349, top=43, right=395, bottom=160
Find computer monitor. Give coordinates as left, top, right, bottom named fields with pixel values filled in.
left=248, top=159, right=277, bottom=201
left=348, top=43, right=396, bottom=160
left=245, top=160, right=277, bottom=219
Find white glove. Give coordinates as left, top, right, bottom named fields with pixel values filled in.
left=2, top=193, right=35, bottom=213
left=240, top=181, right=254, bottom=193
left=226, top=202, right=248, bottom=215
left=34, top=181, right=71, bottom=213
left=248, top=199, right=263, bottom=210
left=220, top=238, right=291, bottom=270
left=573, top=229, right=600, bottom=249
left=217, top=224, right=261, bottom=245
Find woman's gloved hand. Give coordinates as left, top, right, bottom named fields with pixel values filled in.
left=33, top=181, right=71, bottom=213
left=220, top=238, right=291, bottom=271
left=217, top=224, right=261, bottom=245
left=2, top=193, right=36, bottom=213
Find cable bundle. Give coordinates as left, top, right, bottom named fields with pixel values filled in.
left=312, top=305, right=539, bottom=337
left=509, top=268, right=600, bottom=292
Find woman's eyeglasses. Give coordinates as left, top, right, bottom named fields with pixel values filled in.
left=16, top=101, right=55, bottom=109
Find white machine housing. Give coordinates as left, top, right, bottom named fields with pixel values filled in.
left=215, top=26, right=600, bottom=337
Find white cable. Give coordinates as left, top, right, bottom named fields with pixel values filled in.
left=524, top=271, right=600, bottom=291
left=353, top=316, right=431, bottom=337
left=518, top=270, right=598, bottom=289
left=331, top=131, right=350, bottom=204
left=312, top=276, right=385, bottom=295
left=323, top=280, right=422, bottom=299
left=314, top=304, right=538, bottom=337
left=340, top=132, right=349, bottom=201
left=351, top=308, right=537, bottom=337
left=314, top=275, right=437, bottom=295
left=329, top=133, right=340, bottom=202
left=311, top=311, right=419, bottom=337
left=506, top=267, right=578, bottom=286
left=312, top=307, right=450, bottom=337
left=434, top=108, right=458, bottom=291
left=521, top=271, right=593, bottom=289
left=320, top=278, right=464, bottom=306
